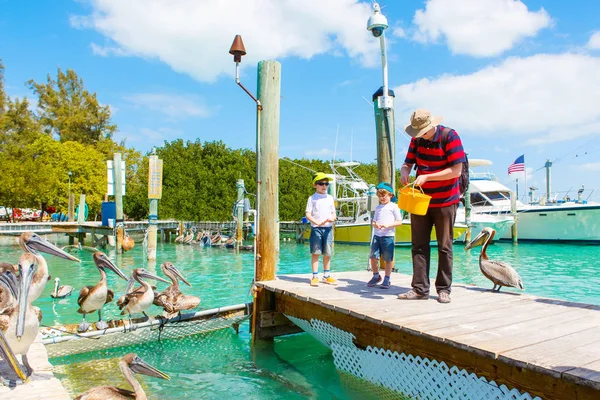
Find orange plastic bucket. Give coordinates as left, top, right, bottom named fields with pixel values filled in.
left=398, top=185, right=431, bottom=215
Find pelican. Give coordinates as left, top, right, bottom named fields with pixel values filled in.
left=154, top=262, right=200, bottom=318
left=0, top=262, right=16, bottom=274
left=73, top=353, right=170, bottom=400
left=0, top=253, right=43, bottom=381
left=19, top=232, right=81, bottom=302
left=465, top=227, right=524, bottom=292
left=77, top=252, right=128, bottom=332
left=50, top=277, right=74, bottom=299
left=117, top=268, right=169, bottom=324
left=182, top=229, right=194, bottom=245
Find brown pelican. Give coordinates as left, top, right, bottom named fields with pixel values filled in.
left=50, top=277, right=74, bottom=299
left=0, top=253, right=43, bottom=381
left=0, top=262, right=16, bottom=274
left=465, top=227, right=524, bottom=292
left=154, top=262, right=200, bottom=318
left=77, top=252, right=128, bottom=332
left=182, top=229, right=194, bottom=245
left=19, top=232, right=81, bottom=302
left=73, top=353, right=170, bottom=400
left=117, top=268, right=169, bottom=324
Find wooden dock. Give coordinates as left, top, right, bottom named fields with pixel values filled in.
left=255, top=271, right=600, bottom=400
left=0, top=334, right=70, bottom=399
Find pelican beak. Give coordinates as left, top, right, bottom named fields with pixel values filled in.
left=130, top=355, right=170, bottom=380
left=17, top=255, right=36, bottom=339
left=24, top=233, right=81, bottom=263
left=465, top=230, right=488, bottom=251
left=98, top=255, right=128, bottom=280
left=0, top=330, right=29, bottom=382
left=139, top=269, right=170, bottom=284
left=167, top=264, right=191, bottom=287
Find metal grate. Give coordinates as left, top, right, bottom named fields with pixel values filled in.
left=286, top=315, right=541, bottom=400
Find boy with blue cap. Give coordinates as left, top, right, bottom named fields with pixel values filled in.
left=367, top=182, right=402, bottom=289
left=305, top=172, right=337, bottom=287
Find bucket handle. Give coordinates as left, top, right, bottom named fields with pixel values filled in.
left=403, top=182, right=425, bottom=197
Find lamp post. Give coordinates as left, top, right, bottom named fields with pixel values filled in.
left=368, top=3, right=396, bottom=189
left=67, top=170, right=75, bottom=222
left=68, top=171, right=72, bottom=198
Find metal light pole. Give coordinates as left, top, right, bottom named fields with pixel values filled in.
left=67, top=171, right=75, bottom=222
left=368, top=3, right=396, bottom=189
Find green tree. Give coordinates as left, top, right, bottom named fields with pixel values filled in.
left=28, top=68, right=116, bottom=145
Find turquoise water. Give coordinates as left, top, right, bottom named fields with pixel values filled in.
left=2, top=239, right=599, bottom=398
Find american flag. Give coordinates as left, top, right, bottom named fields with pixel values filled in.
left=508, top=155, right=525, bottom=174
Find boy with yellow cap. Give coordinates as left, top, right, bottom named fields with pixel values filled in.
left=305, top=172, right=337, bottom=286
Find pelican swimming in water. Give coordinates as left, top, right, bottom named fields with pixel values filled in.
left=465, top=227, right=524, bottom=292
left=0, top=253, right=43, bottom=381
left=117, top=268, right=169, bottom=324
left=73, top=353, right=170, bottom=400
left=154, top=262, right=200, bottom=318
left=19, top=232, right=81, bottom=302
left=77, top=252, right=128, bottom=332
left=50, top=277, right=74, bottom=299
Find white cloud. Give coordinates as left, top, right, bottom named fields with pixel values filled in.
left=412, top=0, right=551, bottom=57
left=587, top=31, right=600, bottom=50
left=123, top=93, right=211, bottom=119
left=393, top=53, right=600, bottom=145
left=71, top=0, right=378, bottom=82
left=575, top=162, right=600, bottom=172
left=391, top=26, right=406, bottom=38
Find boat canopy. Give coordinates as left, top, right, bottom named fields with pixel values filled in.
left=469, top=159, right=493, bottom=167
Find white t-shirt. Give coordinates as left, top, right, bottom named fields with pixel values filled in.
left=373, top=202, right=402, bottom=237
left=305, top=193, right=336, bottom=228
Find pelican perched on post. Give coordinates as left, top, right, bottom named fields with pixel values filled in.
left=465, top=227, right=524, bottom=292
left=0, top=253, right=43, bottom=381
left=117, top=268, right=169, bottom=324
left=154, top=262, right=200, bottom=318
left=19, top=232, right=81, bottom=302
left=182, top=228, right=194, bottom=245
left=77, top=252, right=128, bottom=332
left=50, top=277, right=74, bottom=299
left=73, top=353, right=170, bottom=400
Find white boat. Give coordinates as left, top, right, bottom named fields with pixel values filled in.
left=454, top=159, right=515, bottom=243
left=466, top=159, right=600, bottom=243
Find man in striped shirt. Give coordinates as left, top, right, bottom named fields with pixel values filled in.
left=398, top=109, right=466, bottom=304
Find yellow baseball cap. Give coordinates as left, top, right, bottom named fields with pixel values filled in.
left=312, top=172, right=334, bottom=184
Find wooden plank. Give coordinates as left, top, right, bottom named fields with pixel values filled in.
left=564, top=359, right=600, bottom=389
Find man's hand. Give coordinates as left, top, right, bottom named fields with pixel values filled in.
left=414, top=175, right=429, bottom=187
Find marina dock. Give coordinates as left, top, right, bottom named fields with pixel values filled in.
left=0, top=335, right=70, bottom=399
left=255, top=271, right=600, bottom=400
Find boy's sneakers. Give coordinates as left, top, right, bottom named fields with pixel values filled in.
left=321, top=276, right=338, bottom=285
left=310, top=277, right=319, bottom=287
left=381, top=277, right=391, bottom=289
left=367, top=275, right=382, bottom=287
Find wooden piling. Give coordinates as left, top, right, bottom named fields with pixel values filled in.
left=77, top=194, right=86, bottom=224
left=373, top=88, right=396, bottom=188
left=255, top=60, right=280, bottom=282
left=147, top=153, right=163, bottom=260
left=68, top=194, right=75, bottom=222
left=236, top=179, right=245, bottom=249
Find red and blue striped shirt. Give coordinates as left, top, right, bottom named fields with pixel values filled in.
left=404, top=125, right=466, bottom=208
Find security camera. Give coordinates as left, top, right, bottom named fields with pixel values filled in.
left=367, top=3, right=388, bottom=38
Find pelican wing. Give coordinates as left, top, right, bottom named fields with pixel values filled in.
left=77, top=286, right=93, bottom=307
left=0, top=313, right=11, bottom=331
left=106, top=289, right=115, bottom=304
left=34, top=306, right=43, bottom=323
left=481, top=259, right=524, bottom=289
left=74, top=385, right=135, bottom=399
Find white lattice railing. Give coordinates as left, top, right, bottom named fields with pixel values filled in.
left=286, top=315, right=541, bottom=400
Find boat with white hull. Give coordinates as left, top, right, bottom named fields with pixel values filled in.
left=467, top=160, right=600, bottom=243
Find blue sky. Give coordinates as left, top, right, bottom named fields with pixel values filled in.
left=1, top=0, right=600, bottom=201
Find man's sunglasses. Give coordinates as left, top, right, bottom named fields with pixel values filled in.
left=315, top=181, right=330, bottom=186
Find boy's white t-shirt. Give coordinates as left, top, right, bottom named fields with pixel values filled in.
left=305, top=193, right=336, bottom=228
left=373, top=202, right=402, bottom=237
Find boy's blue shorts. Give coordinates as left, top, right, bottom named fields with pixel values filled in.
left=369, top=235, right=395, bottom=262
left=310, top=227, right=333, bottom=256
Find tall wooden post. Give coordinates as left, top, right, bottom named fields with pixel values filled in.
left=113, top=153, right=124, bottom=253
left=147, top=153, right=163, bottom=260
left=373, top=87, right=396, bottom=188
left=256, top=60, right=280, bottom=282
left=236, top=179, right=245, bottom=248
left=77, top=194, right=86, bottom=224
left=68, top=194, right=75, bottom=222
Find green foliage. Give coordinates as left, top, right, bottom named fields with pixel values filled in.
left=27, top=68, right=116, bottom=145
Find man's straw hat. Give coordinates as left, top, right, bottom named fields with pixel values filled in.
left=405, top=109, right=443, bottom=138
